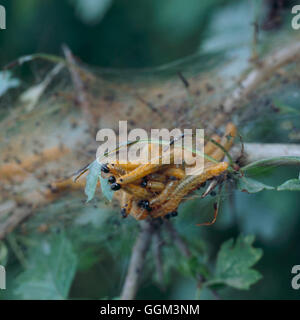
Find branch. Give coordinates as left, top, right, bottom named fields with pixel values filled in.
left=0, top=207, right=32, bottom=240
left=120, top=220, right=153, bottom=300
left=152, top=228, right=165, bottom=290
left=231, top=142, right=300, bottom=164
left=0, top=142, right=299, bottom=241
left=223, top=41, right=300, bottom=113
left=62, top=44, right=95, bottom=130
left=164, top=220, right=191, bottom=258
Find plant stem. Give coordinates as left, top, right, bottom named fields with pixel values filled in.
left=120, top=220, right=153, bottom=300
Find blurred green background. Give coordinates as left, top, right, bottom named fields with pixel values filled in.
left=1, top=0, right=300, bottom=300
left=0, top=0, right=264, bottom=67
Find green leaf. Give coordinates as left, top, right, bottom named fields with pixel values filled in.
left=85, top=160, right=101, bottom=202
left=277, top=179, right=300, bottom=191
left=84, top=160, right=114, bottom=201
left=14, top=233, right=77, bottom=300
left=208, top=235, right=263, bottom=290
left=241, top=156, right=300, bottom=174
left=236, top=176, right=274, bottom=193
left=178, top=256, right=209, bottom=279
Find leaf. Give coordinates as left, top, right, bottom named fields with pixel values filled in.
left=277, top=179, right=300, bottom=191
left=177, top=256, right=209, bottom=279
left=84, top=160, right=114, bottom=202
left=208, top=235, right=263, bottom=290
left=241, top=156, right=300, bottom=174
left=99, top=175, right=114, bottom=201
left=14, top=233, right=77, bottom=300
left=85, top=160, right=101, bottom=202
left=236, top=176, right=274, bottom=193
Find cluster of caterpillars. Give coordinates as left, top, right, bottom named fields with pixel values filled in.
left=100, top=123, right=237, bottom=221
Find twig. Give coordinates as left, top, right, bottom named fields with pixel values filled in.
left=231, top=142, right=300, bottom=164
left=62, top=44, right=95, bottom=130
left=223, top=42, right=300, bottom=113
left=120, top=220, right=153, bottom=300
left=0, top=208, right=33, bottom=240
left=164, top=220, right=191, bottom=258
left=152, top=227, right=165, bottom=290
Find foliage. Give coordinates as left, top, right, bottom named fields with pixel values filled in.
left=207, top=235, right=263, bottom=290
left=236, top=176, right=274, bottom=194
left=14, top=233, right=77, bottom=300
left=85, top=161, right=102, bottom=202
left=277, top=176, right=300, bottom=191
left=85, top=160, right=114, bottom=202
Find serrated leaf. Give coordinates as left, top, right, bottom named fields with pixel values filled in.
left=208, top=235, right=263, bottom=290
left=277, top=179, right=300, bottom=191
left=14, top=233, right=77, bottom=300
left=85, top=160, right=101, bottom=202
left=237, top=176, right=274, bottom=193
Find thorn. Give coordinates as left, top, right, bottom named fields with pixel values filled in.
left=201, top=179, right=218, bottom=198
